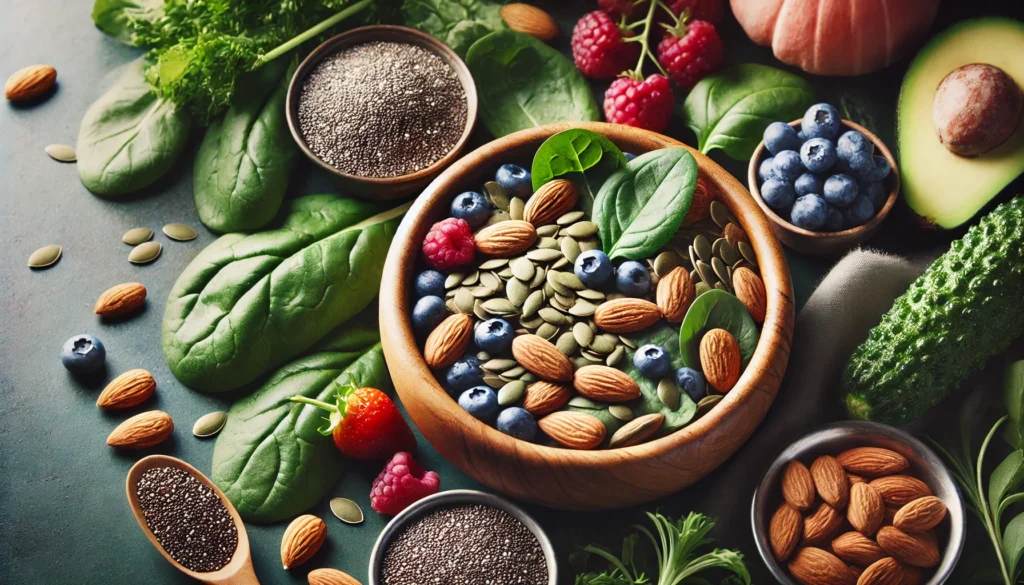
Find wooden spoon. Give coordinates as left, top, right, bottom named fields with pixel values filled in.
left=126, top=455, right=261, bottom=585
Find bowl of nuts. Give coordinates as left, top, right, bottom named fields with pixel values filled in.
left=379, top=122, right=795, bottom=510
left=751, top=421, right=966, bottom=585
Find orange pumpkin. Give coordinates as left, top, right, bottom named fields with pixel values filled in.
left=730, top=0, right=940, bottom=76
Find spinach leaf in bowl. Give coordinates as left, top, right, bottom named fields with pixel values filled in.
left=679, top=289, right=759, bottom=370
left=531, top=128, right=627, bottom=216
left=402, top=0, right=507, bottom=58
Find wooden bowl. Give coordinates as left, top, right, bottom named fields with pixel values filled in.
left=286, top=25, right=477, bottom=200
left=379, top=122, right=795, bottom=510
left=747, top=120, right=900, bottom=256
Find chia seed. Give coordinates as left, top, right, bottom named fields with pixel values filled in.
left=380, top=504, right=548, bottom=585
left=136, top=466, right=238, bottom=573
left=298, top=41, right=468, bottom=178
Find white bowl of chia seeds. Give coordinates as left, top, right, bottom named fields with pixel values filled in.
left=369, top=489, right=557, bottom=585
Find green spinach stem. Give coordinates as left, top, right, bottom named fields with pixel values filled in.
left=289, top=396, right=337, bottom=412
left=255, top=0, right=373, bottom=67
left=979, top=417, right=1013, bottom=584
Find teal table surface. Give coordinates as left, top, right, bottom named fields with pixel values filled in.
left=2, top=1, right=1021, bottom=583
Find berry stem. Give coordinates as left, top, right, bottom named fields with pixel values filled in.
left=626, top=0, right=668, bottom=79
left=289, top=396, right=337, bottom=413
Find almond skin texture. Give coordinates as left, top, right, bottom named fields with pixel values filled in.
left=512, top=334, right=573, bottom=382
left=732, top=266, right=767, bottom=323
left=106, top=410, right=173, bottom=449
left=537, top=411, right=605, bottom=449
left=837, top=447, right=910, bottom=477
left=522, top=381, right=572, bottom=415
left=723, top=221, right=749, bottom=244
left=811, top=455, right=850, bottom=509
left=782, top=460, right=817, bottom=511
left=770, top=502, right=802, bottom=561
left=804, top=502, right=844, bottom=545
left=699, top=328, right=741, bottom=392
left=94, top=282, right=147, bottom=317
left=901, top=566, right=927, bottom=585
left=682, top=176, right=717, bottom=226
left=281, top=514, right=326, bottom=569
left=832, top=531, right=888, bottom=567
left=857, top=557, right=904, bottom=585
left=875, top=527, right=939, bottom=568
left=656, top=267, right=695, bottom=322
left=5, top=64, right=56, bottom=101
left=893, top=496, right=947, bottom=533
left=523, top=179, right=577, bottom=226
left=96, top=368, right=156, bottom=409
left=788, top=547, right=857, bottom=585
left=848, top=473, right=866, bottom=485
left=308, top=568, right=362, bottom=585
left=424, top=313, right=472, bottom=369
left=474, top=220, right=538, bottom=256
left=499, top=3, right=559, bottom=41
left=848, top=482, right=885, bottom=536
left=608, top=413, right=664, bottom=448
left=869, top=476, right=933, bottom=506
left=573, top=365, right=641, bottom=403
left=593, top=298, right=662, bottom=333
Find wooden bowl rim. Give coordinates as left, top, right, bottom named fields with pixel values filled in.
left=746, top=119, right=900, bottom=240
left=380, top=121, right=793, bottom=467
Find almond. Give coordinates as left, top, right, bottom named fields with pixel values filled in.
left=608, top=413, right=664, bottom=448
left=281, top=514, right=326, bottom=569
left=593, top=298, right=662, bottom=333
left=523, top=179, right=577, bottom=226
left=732, top=266, right=767, bottom=324
left=832, top=531, right=888, bottom=567
left=656, top=267, right=695, bottom=322
left=883, top=506, right=899, bottom=526
left=901, top=566, right=927, bottom=585
left=723, top=221, right=749, bottom=244
left=804, top=502, right=844, bottom=545
left=869, top=476, right=932, bottom=506
left=573, top=365, right=641, bottom=403
left=893, top=496, right=947, bottom=533
left=308, top=568, right=362, bottom=585
left=837, top=447, right=909, bottom=477
left=770, top=502, right=802, bottom=561
left=857, top=557, right=904, bottom=585
left=681, top=176, right=717, bottom=226
left=94, top=282, right=147, bottom=317
left=875, top=527, right=939, bottom=568
left=96, top=368, right=156, bottom=409
left=424, top=313, right=473, bottom=369
left=106, top=410, right=173, bottom=449
left=782, top=460, right=817, bottom=511
left=537, top=411, right=605, bottom=450
left=474, top=220, right=538, bottom=256
left=522, top=381, right=572, bottom=415
left=499, top=3, right=559, bottom=41
left=848, top=482, right=884, bottom=536
left=512, top=334, right=573, bottom=382
left=788, top=547, right=857, bottom=585
left=699, top=328, right=741, bottom=392
left=811, top=455, right=850, bottom=509
left=5, top=64, right=56, bottom=101
left=848, top=473, right=866, bottom=485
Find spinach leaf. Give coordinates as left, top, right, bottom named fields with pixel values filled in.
left=1004, top=513, right=1024, bottom=581
left=91, top=0, right=163, bottom=45
left=402, top=0, right=506, bottom=58
left=682, top=63, right=815, bottom=160
left=530, top=128, right=627, bottom=216
left=193, top=59, right=298, bottom=233
left=1005, top=360, right=1024, bottom=449
left=162, top=195, right=410, bottom=392
left=679, top=290, right=759, bottom=369
left=593, top=148, right=698, bottom=260
left=466, top=31, right=599, bottom=138
left=77, top=57, right=192, bottom=197
left=212, top=313, right=386, bottom=523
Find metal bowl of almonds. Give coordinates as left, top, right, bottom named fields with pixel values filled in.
left=379, top=121, right=795, bottom=510
left=751, top=421, right=966, bottom=585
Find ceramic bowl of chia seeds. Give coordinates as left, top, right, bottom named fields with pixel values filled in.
left=369, top=489, right=557, bottom=585
left=287, top=25, right=477, bottom=200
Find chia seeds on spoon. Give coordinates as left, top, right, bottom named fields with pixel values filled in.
left=381, top=504, right=548, bottom=585
left=298, top=41, right=468, bottom=178
left=136, top=466, right=238, bottom=573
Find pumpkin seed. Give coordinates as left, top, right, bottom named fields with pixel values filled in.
left=445, top=273, right=465, bottom=289
left=536, top=322, right=559, bottom=340
left=129, top=241, right=162, bottom=264
left=653, top=250, right=682, bottom=277
left=550, top=296, right=572, bottom=312
left=709, top=200, right=732, bottom=228
left=590, top=334, right=617, bottom=354
left=481, top=298, right=516, bottom=315
left=192, top=411, right=228, bottom=438
left=536, top=224, right=560, bottom=237
left=568, top=299, right=596, bottom=317
left=527, top=248, right=562, bottom=262
left=479, top=271, right=501, bottom=292
left=473, top=300, right=488, bottom=320
left=45, top=143, right=77, bottom=162
left=454, top=288, right=476, bottom=313
left=520, top=316, right=544, bottom=330
left=619, top=336, right=637, bottom=349
left=462, top=271, right=480, bottom=286
left=522, top=290, right=544, bottom=318
left=503, top=365, right=526, bottom=378
left=695, top=281, right=712, bottom=296
left=696, top=394, right=723, bottom=417
left=608, top=405, right=634, bottom=421
left=688, top=245, right=700, bottom=271
left=719, top=239, right=739, bottom=265
left=538, top=237, right=559, bottom=250
left=121, top=227, right=153, bottom=246
left=565, top=221, right=598, bottom=239
left=546, top=271, right=571, bottom=296
left=538, top=307, right=568, bottom=325
left=329, top=497, right=364, bottom=524
left=479, top=258, right=508, bottom=270
left=712, top=257, right=731, bottom=286
left=485, top=181, right=510, bottom=211
left=606, top=292, right=625, bottom=301
left=573, top=322, right=594, bottom=347
left=727, top=266, right=734, bottom=283
left=559, top=271, right=587, bottom=291
left=694, top=234, right=712, bottom=263
left=714, top=281, right=728, bottom=291
left=606, top=345, right=625, bottom=367
left=483, top=374, right=505, bottom=388
left=488, top=212, right=511, bottom=225
left=470, top=286, right=493, bottom=298
left=483, top=358, right=517, bottom=372
left=163, top=223, right=197, bottom=241
left=530, top=267, right=547, bottom=288
left=477, top=351, right=492, bottom=361
left=578, top=238, right=600, bottom=252
left=549, top=331, right=576, bottom=355
left=509, top=197, right=525, bottom=221
left=657, top=379, right=680, bottom=410
left=510, top=257, right=535, bottom=281
left=27, top=245, right=62, bottom=268
left=557, top=211, right=585, bottom=225
left=695, top=260, right=716, bottom=286
left=445, top=299, right=457, bottom=312
left=520, top=373, right=537, bottom=383
left=738, top=241, right=758, bottom=267
left=552, top=257, right=571, bottom=270
left=497, top=267, right=514, bottom=279
left=690, top=268, right=700, bottom=283
left=560, top=237, right=581, bottom=263
left=498, top=381, right=526, bottom=406
left=506, top=278, right=530, bottom=306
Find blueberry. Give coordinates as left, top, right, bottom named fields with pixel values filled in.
left=823, top=174, right=858, bottom=207
left=445, top=355, right=483, bottom=393
left=458, top=386, right=499, bottom=422
left=496, top=407, right=538, bottom=441
left=800, top=138, right=837, bottom=173
left=761, top=178, right=796, bottom=211
left=758, top=156, right=776, bottom=183
left=414, top=270, right=445, bottom=298
left=763, top=122, right=803, bottom=155
left=675, top=367, right=707, bottom=402
left=802, top=103, right=841, bottom=140
left=574, top=250, right=613, bottom=288
left=61, top=334, right=106, bottom=374
left=836, top=130, right=872, bottom=160
left=474, top=318, right=514, bottom=355
left=634, top=344, right=671, bottom=379
left=495, top=164, right=532, bottom=200
left=790, top=194, right=829, bottom=230
left=794, top=173, right=824, bottom=197
left=824, top=207, right=845, bottom=232
left=860, top=155, right=891, bottom=182
left=843, top=195, right=875, bottom=227
left=859, top=180, right=887, bottom=210
left=450, top=191, right=490, bottom=229
left=624, top=152, right=637, bottom=162
left=412, top=296, right=447, bottom=333
left=841, top=150, right=875, bottom=178
left=615, top=261, right=651, bottom=297
left=771, top=150, right=804, bottom=182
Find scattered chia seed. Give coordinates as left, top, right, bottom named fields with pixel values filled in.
left=136, top=466, right=238, bottom=573
left=298, top=41, right=468, bottom=178
left=380, top=504, right=548, bottom=585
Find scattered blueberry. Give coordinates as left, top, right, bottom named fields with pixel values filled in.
left=790, top=194, right=829, bottom=230
left=860, top=155, right=891, bottom=182
left=761, top=178, right=796, bottom=211
left=859, top=180, right=887, bottom=210
left=445, top=355, right=483, bottom=393
left=758, top=156, right=776, bottom=183
left=61, top=334, right=106, bottom=374
left=823, top=174, right=858, bottom=207
left=824, top=207, right=845, bottom=232
left=414, top=270, right=445, bottom=298
left=496, top=407, right=538, bottom=441
left=842, top=150, right=875, bottom=178
left=615, top=261, right=651, bottom=296
left=574, top=250, right=613, bottom=288
left=624, top=152, right=637, bottom=162
left=475, top=318, right=514, bottom=355
left=800, top=138, right=837, bottom=173
left=836, top=130, right=872, bottom=160
left=412, top=296, right=447, bottom=333
left=458, top=386, right=500, bottom=422
left=495, top=164, right=532, bottom=199
left=843, top=195, right=875, bottom=227
left=634, top=345, right=671, bottom=379
left=797, top=129, right=808, bottom=141
left=794, top=173, right=824, bottom=197
left=802, top=103, right=841, bottom=140
left=450, top=191, right=490, bottom=229
left=675, top=367, right=706, bottom=402
left=763, top=122, right=803, bottom=155
left=771, top=150, right=804, bottom=182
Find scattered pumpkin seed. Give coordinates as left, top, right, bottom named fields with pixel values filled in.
left=498, top=381, right=526, bottom=406
left=538, top=307, right=568, bottom=325
left=555, top=271, right=585, bottom=291
left=44, top=143, right=77, bottom=162
left=546, top=272, right=571, bottom=295
left=506, top=278, right=530, bottom=306
left=653, top=251, right=683, bottom=277
left=536, top=322, right=559, bottom=340
left=128, top=241, right=162, bottom=265
left=520, top=314, right=544, bottom=329
left=578, top=238, right=600, bottom=252
left=657, top=379, right=681, bottom=410
left=27, top=245, right=62, bottom=269
left=509, top=197, right=525, bottom=221
left=454, top=288, right=476, bottom=313
left=695, top=260, right=716, bottom=286
left=479, top=271, right=501, bottom=291
left=479, top=258, right=508, bottom=270
left=530, top=267, right=547, bottom=288
left=497, top=267, right=514, bottom=279
left=606, top=345, right=625, bottom=367
left=608, top=405, right=634, bottom=421
left=483, top=374, right=505, bottom=388
left=577, top=289, right=605, bottom=301
left=329, top=498, right=364, bottom=524
left=527, top=248, right=562, bottom=262
left=509, top=257, right=533, bottom=281
left=694, top=234, right=712, bottom=263
left=538, top=237, right=559, bottom=250
left=483, top=358, right=517, bottom=372
left=565, top=221, right=598, bottom=238
left=473, top=300, right=488, bottom=320
left=487, top=212, right=511, bottom=225
left=445, top=272, right=465, bottom=289
left=536, top=224, right=560, bottom=237
left=714, top=281, right=728, bottom=291
left=738, top=241, right=758, bottom=267
left=477, top=351, right=491, bottom=361
left=162, top=223, right=197, bottom=241
left=560, top=237, right=581, bottom=263
left=568, top=395, right=600, bottom=409
left=569, top=299, right=596, bottom=317
left=503, top=365, right=526, bottom=378
left=192, top=411, right=228, bottom=438
left=688, top=245, right=700, bottom=270
left=573, top=322, right=594, bottom=348
left=695, top=281, right=712, bottom=296
left=696, top=394, right=723, bottom=417
left=581, top=349, right=606, bottom=362
left=712, top=257, right=731, bottom=287
left=556, top=211, right=585, bottom=225
left=121, top=227, right=153, bottom=245
left=484, top=181, right=510, bottom=211
left=619, top=336, right=637, bottom=349
left=520, top=372, right=538, bottom=383
left=469, top=286, right=493, bottom=299
left=481, top=298, right=516, bottom=315
left=551, top=257, right=571, bottom=270
left=522, top=290, right=544, bottom=318
left=719, top=239, right=739, bottom=265
left=555, top=331, right=578, bottom=355
left=462, top=271, right=480, bottom=286
left=709, top=200, right=731, bottom=228
left=590, top=334, right=617, bottom=354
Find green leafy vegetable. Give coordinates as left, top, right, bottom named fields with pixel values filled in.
left=77, top=57, right=192, bottom=197
left=531, top=128, right=627, bottom=216
left=1005, top=359, right=1024, bottom=448
left=193, top=59, right=298, bottom=233
left=162, top=195, right=410, bottom=392
left=682, top=63, right=816, bottom=160
left=401, top=0, right=507, bottom=58
left=679, top=290, right=758, bottom=369
left=91, top=0, right=163, bottom=44
left=466, top=30, right=600, bottom=138
left=593, top=148, right=698, bottom=261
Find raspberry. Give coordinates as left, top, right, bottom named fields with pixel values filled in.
left=422, top=217, right=474, bottom=271
left=571, top=10, right=640, bottom=80
left=656, top=20, right=724, bottom=91
left=370, top=452, right=440, bottom=515
left=664, top=0, right=725, bottom=25
left=603, top=74, right=674, bottom=133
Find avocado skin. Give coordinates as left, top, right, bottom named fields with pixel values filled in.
left=842, top=196, right=1024, bottom=423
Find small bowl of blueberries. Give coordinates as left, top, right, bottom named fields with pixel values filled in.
left=748, top=103, right=899, bottom=255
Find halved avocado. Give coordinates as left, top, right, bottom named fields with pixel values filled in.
left=897, top=17, right=1024, bottom=229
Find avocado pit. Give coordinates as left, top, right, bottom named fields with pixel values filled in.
left=932, top=63, right=1023, bottom=156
